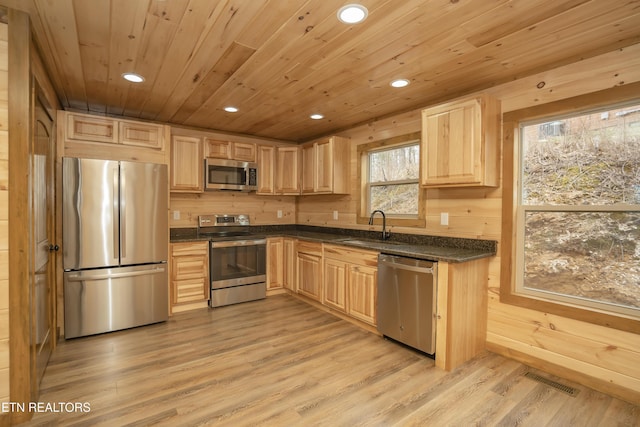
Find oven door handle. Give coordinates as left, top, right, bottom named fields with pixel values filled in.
left=211, top=239, right=266, bottom=248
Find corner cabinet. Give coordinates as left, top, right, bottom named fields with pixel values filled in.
left=170, top=135, right=203, bottom=193
left=283, top=238, right=296, bottom=291
left=170, top=241, right=209, bottom=313
left=301, top=136, right=350, bottom=194
left=420, top=93, right=500, bottom=188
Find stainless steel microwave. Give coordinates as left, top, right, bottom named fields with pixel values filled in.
left=204, top=158, right=258, bottom=191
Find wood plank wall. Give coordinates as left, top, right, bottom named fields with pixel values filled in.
left=0, top=22, right=8, bottom=406
left=297, top=43, right=640, bottom=402
left=170, top=192, right=296, bottom=227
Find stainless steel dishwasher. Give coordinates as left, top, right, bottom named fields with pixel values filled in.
left=377, top=254, right=437, bottom=355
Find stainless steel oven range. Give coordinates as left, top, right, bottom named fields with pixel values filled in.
left=198, top=214, right=266, bottom=308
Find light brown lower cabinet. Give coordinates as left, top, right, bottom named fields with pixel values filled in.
left=267, top=237, right=284, bottom=289
left=296, top=240, right=323, bottom=301
left=346, top=263, right=377, bottom=325
left=283, top=238, right=296, bottom=291
left=435, top=258, right=489, bottom=371
left=264, top=237, right=490, bottom=372
left=170, top=241, right=209, bottom=313
left=323, top=244, right=378, bottom=326
left=323, top=258, right=347, bottom=312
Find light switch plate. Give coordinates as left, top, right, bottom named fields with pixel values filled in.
left=173, top=210, right=180, bottom=220
left=333, top=210, right=339, bottom=220
left=277, top=210, right=283, bottom=218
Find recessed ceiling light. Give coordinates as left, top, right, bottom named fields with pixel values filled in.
left=122, top=73, right=144, bottom=83
left=390, top=79, right=410, bottom=88
left=224, top=106, right=239, bottom=113
left=337, top=4, right=368, bottom=24
left=310, top=114, right=324, bottom=120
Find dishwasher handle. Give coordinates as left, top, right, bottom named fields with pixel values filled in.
left=378, top=254, right=435, bottom=274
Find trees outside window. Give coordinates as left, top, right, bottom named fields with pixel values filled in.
left=517, top=102, right=640, bottom=318
left=356, top=133, right=425, bottom=228
left=367, top=143, right=419, bottom=216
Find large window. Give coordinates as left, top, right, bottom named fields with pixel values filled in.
left=357, top=132, right=425, bottom=227
left=504, top=95, right=640, bottom=331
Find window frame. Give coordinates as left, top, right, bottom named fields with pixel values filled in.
left=501, top=84, right=640, bottom=334
left=356, top=132, right=426, bottom=228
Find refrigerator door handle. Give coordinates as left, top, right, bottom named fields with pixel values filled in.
left=65, top=266, right=166, bottom=282
left=113, top=166, right=120, bottom=261
left=120, top=165, right=126, bottom=259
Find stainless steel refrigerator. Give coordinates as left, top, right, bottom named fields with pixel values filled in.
left=63, top=157, right=168, bottom=339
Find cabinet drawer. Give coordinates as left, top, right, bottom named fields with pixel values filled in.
left=172, top=278, right=208, bottom=304
left=171, top=255, right=208, bottom=280
left=171, top=242, right=208, bottom=257
left=296, top=240, right=322, bottom=256
left=324, top=244, right=378, bottom=267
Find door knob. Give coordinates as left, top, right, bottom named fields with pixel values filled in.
left=49, top=244, right=60, bottom=252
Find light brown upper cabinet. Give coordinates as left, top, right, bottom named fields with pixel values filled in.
left=119, top=121, right=164, bottom=149
left=65, top=111, right=164, bottom=149
left=258, top=144, right=301, bottom=195
left=420, top=94, right=500, bottom=188
left=257, top=145, right=276, bottom=194
left=301, top=136, right=350, bottom=194
left=170, top=135, right=203, bottom=193
left=66, top=113, right=118, bottom=144
left=204, top=138, right=256, bottom=162
left=275, top=146, right=301, bottom=195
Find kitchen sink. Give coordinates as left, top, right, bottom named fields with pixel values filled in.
left=339, top=238, right=372, bottom=245
left=340, top=238, right=397, bottom=248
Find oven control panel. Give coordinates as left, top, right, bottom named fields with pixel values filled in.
left=199, top=214, right=250, bottom=227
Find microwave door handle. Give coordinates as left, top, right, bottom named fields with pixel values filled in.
left=204, top=159, right=208, bottom=188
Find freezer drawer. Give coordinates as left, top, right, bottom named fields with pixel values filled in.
left=64, top=265, right=168, bottom=339
left=377, top=254, right=437, bottom=355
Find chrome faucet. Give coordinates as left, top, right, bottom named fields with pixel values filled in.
left=369, top=210, right=391, bottom=241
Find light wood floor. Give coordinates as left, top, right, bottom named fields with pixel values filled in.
left=26, top=294, right=639, bottom=426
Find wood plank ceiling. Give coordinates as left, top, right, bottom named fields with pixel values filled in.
left=11, top=0, right=640, bottom=141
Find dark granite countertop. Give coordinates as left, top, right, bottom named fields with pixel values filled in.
left=170, top=225, right=496, bottom=263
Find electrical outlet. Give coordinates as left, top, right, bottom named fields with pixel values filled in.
left=440, top=212, right=449, bottom=226
left=277, top=210, right=283, bottom=218
left=333, top=210, right=339, bottom=220
left=173, top=210, right=180, bottom=220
